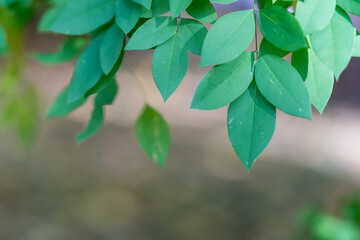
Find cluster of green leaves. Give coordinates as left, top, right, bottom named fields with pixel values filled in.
left=38, top=0, right=359, bottom=171
left=296, top=198, right=360, bottom=240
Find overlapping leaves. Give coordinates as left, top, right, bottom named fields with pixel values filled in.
left=39, top=0, right=359, bottom=171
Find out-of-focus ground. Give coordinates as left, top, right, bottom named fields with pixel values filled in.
left=0, top=1, right=359, bottom=239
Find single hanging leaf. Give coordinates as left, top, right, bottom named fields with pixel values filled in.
left=125, top=17, right=177, bottom=50
left=200, top=10, right=255, bottom=66
left=255, top=54, right=312, bottom=119
left=186, top=0, right=217, bottom=24
left=169, top=0, right=192, bottom=18
left=259, top=38, right=289, bottom=58
left=76, top=78, right=118, bottom=143
left=152, top=35, right=189, bottom=102
left=47, top=87, right=86, bottom=118
left=48, top=0, right=116, bottom=35
left=132, top=0, right=152, bottom=10
left=115, top=0, right=140, bottom=34
left=295, top=0, right=336, bottom=36
left=337, top=0, right=360, bottom=16
left=191, top=51, right=254, bottom=110
left=310, top=7, right=355, bottom=80
left=259, top=5, right=307, bottom=51
left=100, top=24, right=125, bottom=75
left=178, top=18, right=207, bottom=56
left=33, top=37, right=87, bottom=65
left=293, top=49, right=334, bottom=114
left=228, top=83, right=276, bottom=172
left=135, top=105, right=170, bottom=167
left=67, top=33, right=105, bottom=103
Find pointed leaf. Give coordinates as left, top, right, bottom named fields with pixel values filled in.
left=152, top=35, right=189, bottom=102
left=259, top=5, right=307, bottom=51
left=47, top=87, right=85, bottom=118
left=228, top=83, right=276, bottom=172
left=337, top=0, right=360, bottom=16
left=135, top=105, right=170, bottom=167
left=125, top=17, right=177, bottom=50
left=255, top=54, right=312, bottom=119
left=132, top=0, right=152, bottom=10
left=115, top=0, right=140, bottom=34
left=191, top=51, right=254, bottom=110
left=169, top=0, right=192, bottom=18
left=310, top=7, right=355, bottom=79
left=200, top=10, right=255, bottom=66
left=100, top=24, right=124, bottom=75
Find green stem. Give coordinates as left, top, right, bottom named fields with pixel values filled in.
left=253, top=0, right=259, bottom=59
left=123, top=63, right=150, bottom=104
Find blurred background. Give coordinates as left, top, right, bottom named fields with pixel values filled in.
left=0, top=0, right=360, bottom=239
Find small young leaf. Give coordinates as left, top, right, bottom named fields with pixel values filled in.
left=135, top=105, right=170, bottom=167
left=191, top=51, right=254, bottom=110
left=125, top=17, right=177, bottom=50
left=255, top=54, right=312, bottom=119
left=310, top=7, right=355, bottom=79
left=48, top=0, right=115, bottom=35
left=228, top=83, right=276, bottom=172
left=178, top=18, right=207, bottom=56
left=115, top=0, right=140, bottom=34
left=259, top=5, right=307, bottom=51
left=200, top=10, right=255, bottom=66
left=169, top=0, right=192, bottom=18
left=100, top=24, right=124, bottom=75
left=295, top=0, right=336, bottom=36
left=67, top=33, right=105, bottom=103
left=152, top=35, right=189, bottom=102
left=33, top=37, right=87, bottom=65
left=186, top=0, right=217, bottom=24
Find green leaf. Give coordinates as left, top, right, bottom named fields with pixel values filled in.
left=291, top=48, right=309, bottom=80
left=178, top=18, right=207, bottom=56
left=293, top=48, right=334, bottom=114
left=310, top=7, right=355, bottom=79
left=33, top=37, right=87, bottom=65
left=152, top=35, right=189, bottom=102
left=337, top=0, right=360, bottom=16
left=125, top=17, right=177, bottom=50
left=132, top=0, right=152, bottom=10
left=0, top=24, right=7, bottom=52
left=191, top=51, right=255, bottom=110
left=200, top=10, right=255, bottom=66
left=115, top=0, right=140, bottom=34
left=255, top=54, right=312, bottom=119
left=259, top=5, right=307, bottom=51
left=295, top=0, right=336, bottom=35
left=67, top=33, right=105, bottom=103
left=259, top=37, right=289, bottom=58
left=47, top=87, right=85, bottom=118
left=186, top=0, right=217, bottom=24
left=135, top=105, right=170, bottom=167
left=139, top=0, right=170, bottom=17
left=76, top=78, right=118, bottom=143
left=228, top=83, right=276, bottom=172
left=48, top=0, right=116, bottom=35
left=100, top=24, right=124, bottom=75
left=169, top=0, right=192, bottom=18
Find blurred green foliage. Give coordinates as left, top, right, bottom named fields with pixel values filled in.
left=296, top=198, right=360, bottom=240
